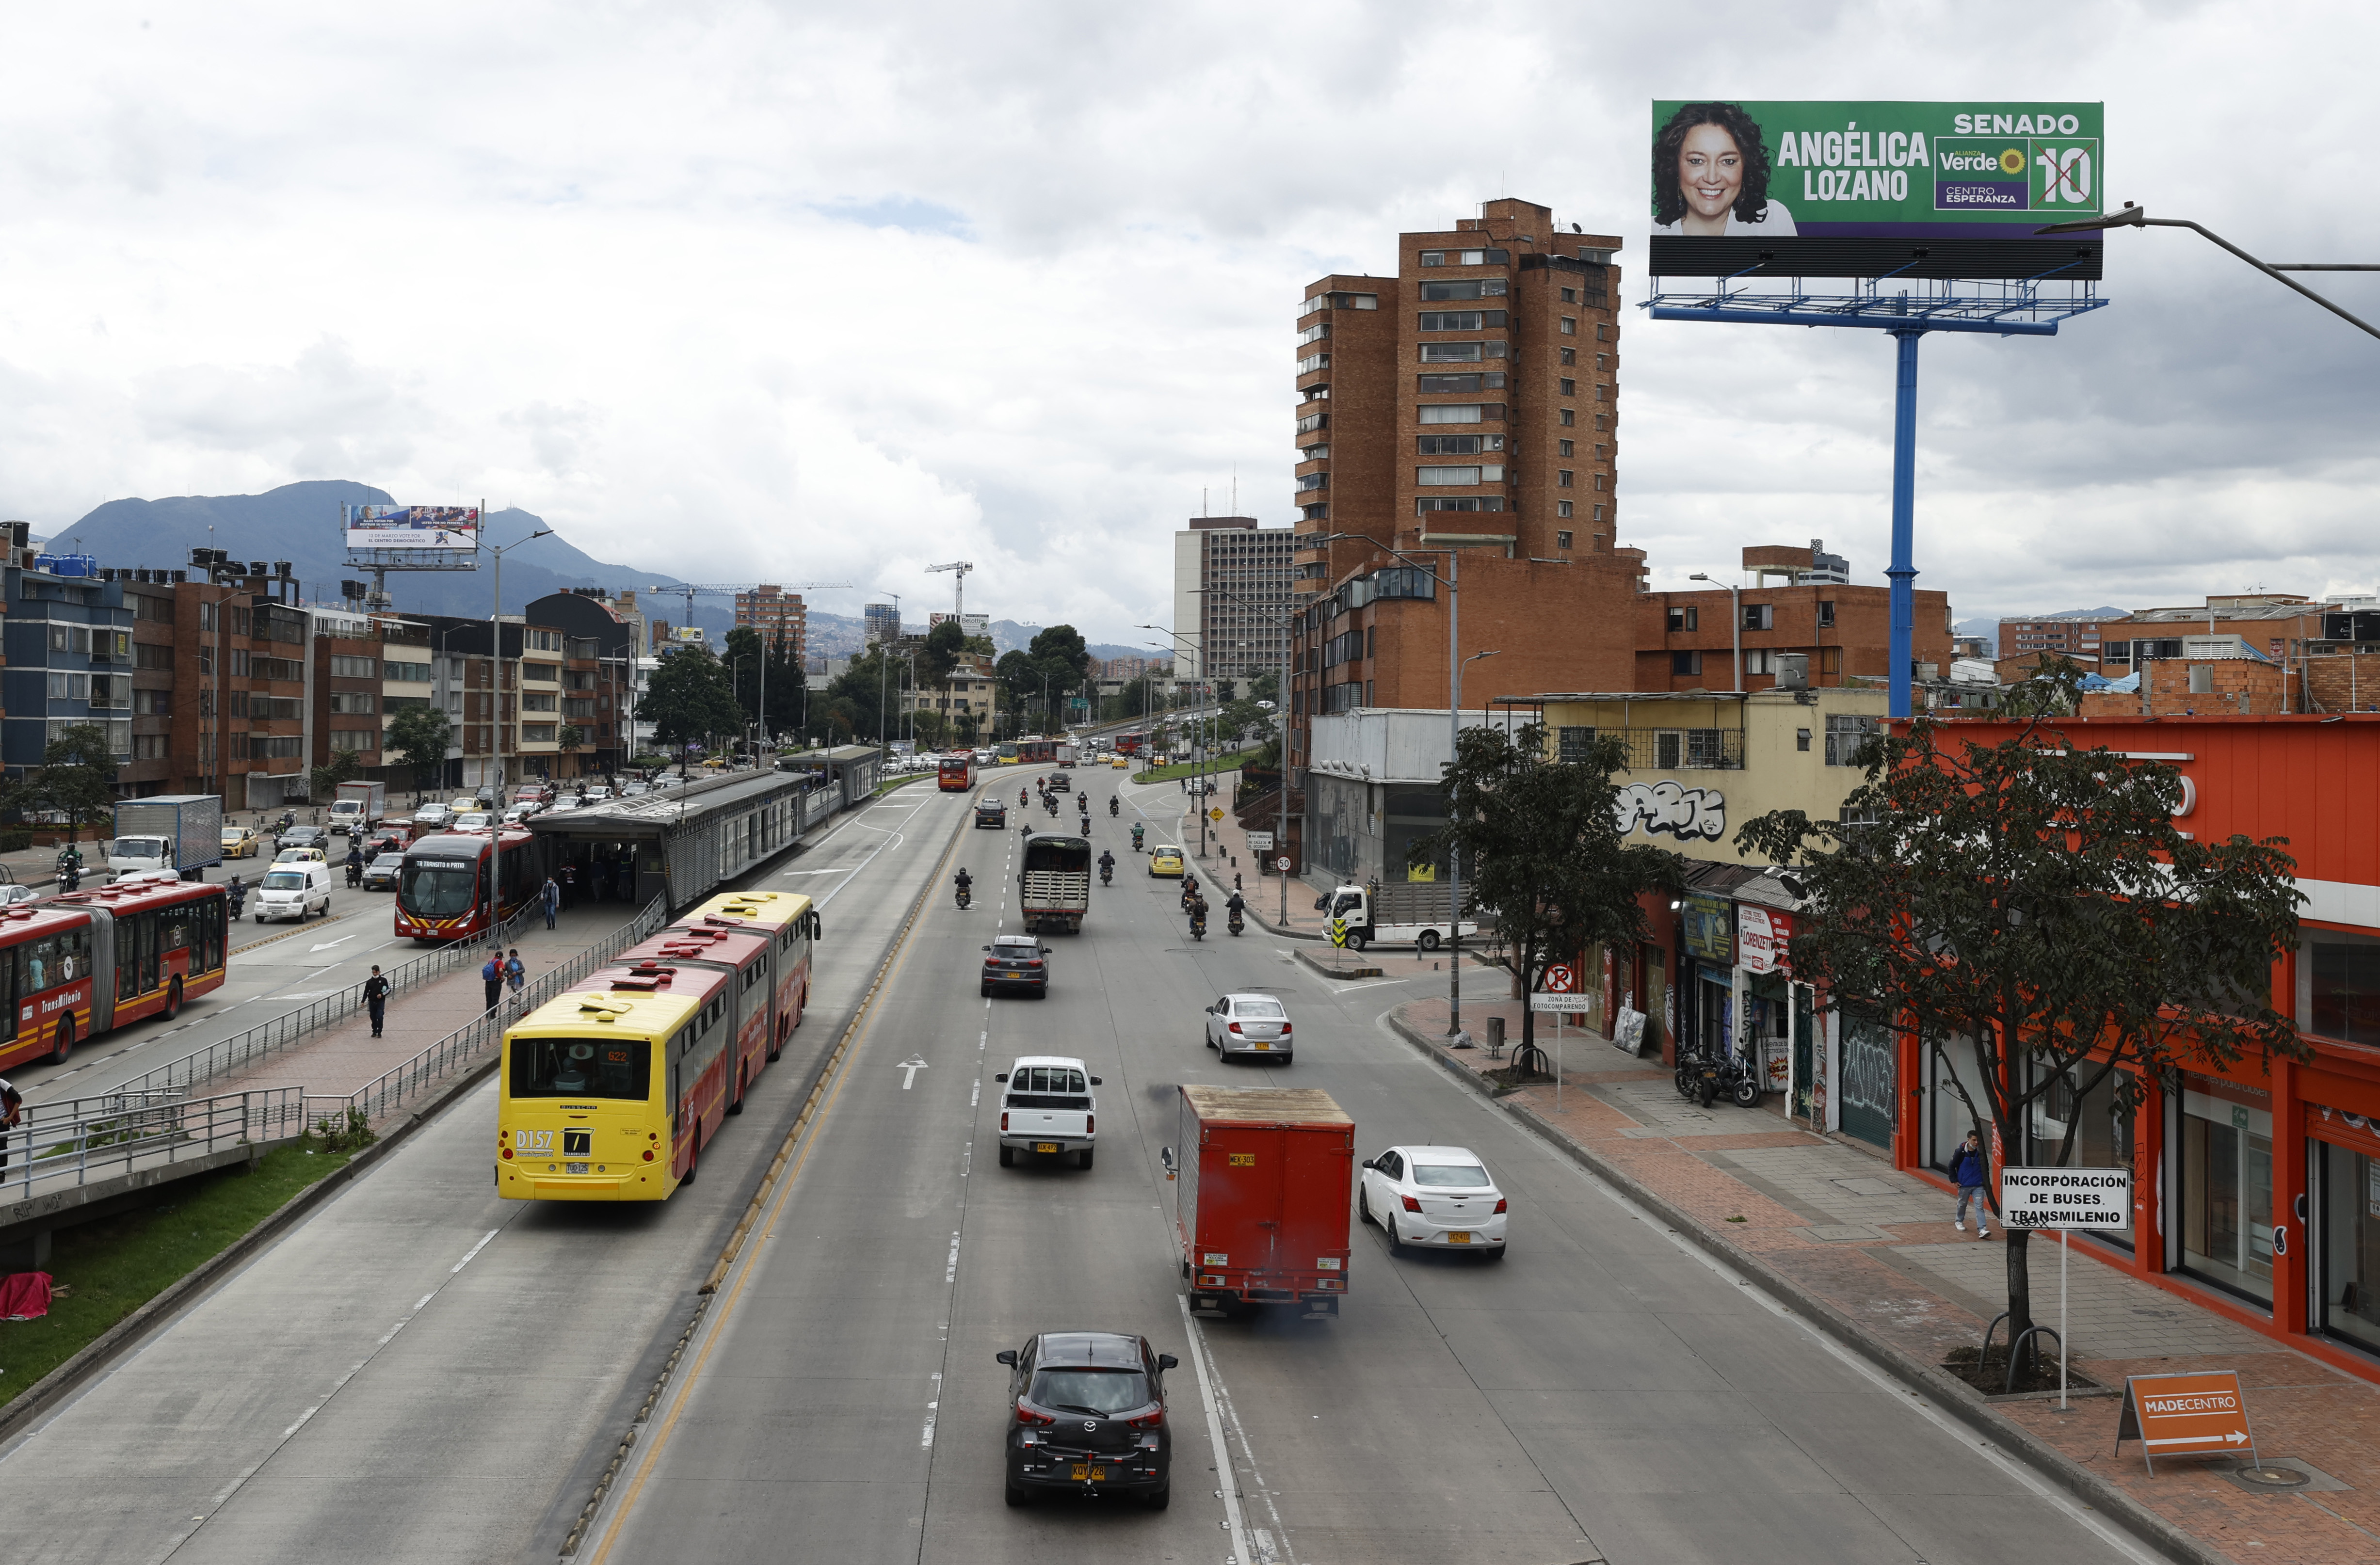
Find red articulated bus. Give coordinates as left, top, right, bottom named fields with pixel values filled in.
left=0, top=871, right=231, bottom=1070
left=396, top=827, right=542, bottom=943
left=1115, top=731, right=1148, bottom=756
left=1014, top=737, right=1057, bottom=765
left=938, top=752, right=978, bottom=792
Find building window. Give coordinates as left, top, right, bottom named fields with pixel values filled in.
left=1417, top=248, right=1511, bottom=267
left=1559, top=378, right=1576, bottom=397
left=1556, top=725, right=1595, bottom=762
left=1302, top=504, right=1329, bottom=521
left=1672, top=650, right=1702, bottom=676
left=2305, top=930, right=2380, bottom=1047
left=1560, top=409, right=1575, bottom=427
left=1296, top=472, right=1330, bottom=492
left=1417, top=403, right=1505, bottom=424
left=1415, top=497, right=1505, bottom=514
left=521, top=723, right=557, bottom=743
left=132, top=733, right=168, bottom=759
left=1418, top=278, right=1508, bottom=301
left=327, top=691, right=376, bottom=715
left=1560, top=347, right=1576, bottom=365
left=523, top=662, right=560, bottom=683
left=1418, top=341, right=1507, bottom=363
left=1558, top=439, right=1575, bottom=457
left=1668, top=605, right=1698, bottom=632
left=1556, top=502, right=1574, bottom=519
left=2180, top=1075, right=2274, bottom=1304
left=1416, top=434, right=1503, bottom=455
left=1596, top=383, right=1611, bottom=401
left=1824, top=714, right=1880, bottom=766
left=523, top=691, right=558, bottom=713
left=1560, top=316, right=1577, bottom=335
left=1419, top=465, right=1500, bottom=486
left=1417, top=373, right=1507, bottom=393
left=1297, top=352, right=1330, bottom=375
left=327, top=654, right=373, bottom=678
left=1556, top=530, right=1574, bottom=549
left=1817, top=600, right=1835, bottom=628
left=1417, top=310, right=1507, bottom=332
left=1558, top=470, right=1574, bottom=488
left=1743, top=603, right=1773, bottom=631
left=1597, top=323, right=1611, bottom=341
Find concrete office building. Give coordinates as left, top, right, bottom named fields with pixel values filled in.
left=1170, top=516, right=1295, bottom=685
left=734, top=585, right=808, bottom=663
left=863, top=602, right=901, bottom=647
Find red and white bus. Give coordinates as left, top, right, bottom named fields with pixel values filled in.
left=1115, top=731, right=1149, bottom=756
left=397, top=827, right=542, bottom=942
left=0, top=872, right=231, bottom=1069
left=937, top=751, right=978, bottom=792
left=1014, top=736, right=1057, bottom=765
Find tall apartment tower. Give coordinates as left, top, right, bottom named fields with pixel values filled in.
left=734, top=585, right=808, bottom=661
left=864, top=601, right=901, bottom=647
left=1170, top=516, right=1296, bottom=686
left=1293, top=198, right=1624, bottom=601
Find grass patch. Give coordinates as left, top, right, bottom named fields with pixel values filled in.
left=1132, top=749, right=1262, bottom=784
left=0, top=1138, right=354, bottom=1408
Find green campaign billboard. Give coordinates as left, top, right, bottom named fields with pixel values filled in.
left=1651, top=100, right=2104, bottom=240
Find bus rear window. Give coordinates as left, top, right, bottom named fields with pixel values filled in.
left=510, top=1037, right=651, bottom=1100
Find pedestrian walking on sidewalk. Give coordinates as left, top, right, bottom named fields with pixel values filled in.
left=541, top=875, right=560, bottom=930
left=1950, top=1129, right=1993, bottom=1237
left=505, top=948, right=526, bottom=1010
left=362, top=965, right=391, bottom=1037
left=482, top=952, right=505, bottom=1015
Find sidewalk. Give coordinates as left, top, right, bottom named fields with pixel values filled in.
left=1174, top=776, right=1334, bottom=940
left=223, top=901, right=640, bottom=1111
left=1390, top=991, right=2380, bottom=1565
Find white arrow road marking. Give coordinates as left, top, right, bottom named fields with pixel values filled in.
left=308, top=935, right=359, bottom=952
left=898, top=1056, right=929, bottom=1089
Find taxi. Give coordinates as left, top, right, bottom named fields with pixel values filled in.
left=274, top=846, right=329, bottom=865
left=1148, top=845, right=1185, bottom=878
left=1111, top=754, right=1130, bottom=769
left=221, top=824, right=261, bottom=859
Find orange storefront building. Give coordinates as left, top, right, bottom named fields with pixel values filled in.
left=1894, top=713, right=2380, bottom=1378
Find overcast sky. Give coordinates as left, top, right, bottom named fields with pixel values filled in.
left=0, top=1, right=2371, bottom=642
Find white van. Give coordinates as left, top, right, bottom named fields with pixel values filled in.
left=253, top=862, right=334, bottom=922
left=995, top=1055, right=1101, bottom=1169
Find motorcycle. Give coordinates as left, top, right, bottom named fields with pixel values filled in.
left=1099, top=865, right=1113, bottom=886
left=1130, top=826, right=1144, bottom=851
left=1108, top=797, right=1119, bottom=817
left=955, top=882, right=972, bottom=910
left=1227, top=907, right=1245, bottom=936
left=1188, top=910, right=1206, bottom=941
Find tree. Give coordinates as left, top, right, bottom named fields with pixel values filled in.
left=556, top=723, right=584, bottom=775
left=1409, top=723, right=1683, bottom=1064
left=28, top=723, right=117, bottom=846
left=386, top=704, right=452, bottom=795
left=920, top=619, right=968, bottom=691
left=1735, top=717, right=2304, bottom=1373
left=308, top=747, right=365, bottom=800
left=639, top=644, right=742, bottom=770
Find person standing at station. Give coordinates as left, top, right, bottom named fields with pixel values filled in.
left=541, top=874, right=560, bottom=930
left=362, top=965, right=391, bottom=1038
left=504, top=948, right=527, bottom=1011
left=482, top=950, right=505, bottom=1015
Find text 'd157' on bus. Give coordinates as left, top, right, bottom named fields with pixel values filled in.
left=397, top=827, right=540, bottom=942
left=938, top=751, right=979, bottom=792
left=498, top=891, right=819, bottom=1202
left=0, top=871, right=230, bottom=1069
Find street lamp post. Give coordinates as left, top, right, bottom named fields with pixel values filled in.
left=1142, top=625, right=1214, bottom=857
left=2038, top=203, right=2380, bottom=341
left=480, top=526, right=550, bottom=944
left=1689, top=572, right=1743, bottom=692
left=1191, top=585, right=1294, bottom=928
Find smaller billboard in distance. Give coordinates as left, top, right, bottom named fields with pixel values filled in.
left=1651, top=100, right=2104, bottom=240
left=343, top=504, right=481, bottom=552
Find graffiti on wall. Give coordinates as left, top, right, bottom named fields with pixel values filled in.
left=1614, top=781, right=1726, bottom=840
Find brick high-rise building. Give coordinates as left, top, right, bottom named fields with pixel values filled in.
left=1171, top=516, right=1295, bottom=687
left=734, top=585, right=807, bottom=663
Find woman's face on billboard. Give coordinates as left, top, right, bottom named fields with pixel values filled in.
left=1676, top=122, right=1743, bottom=226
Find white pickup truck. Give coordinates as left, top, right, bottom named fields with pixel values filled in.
left=1319, top=882, right=1481, bottom=953
left=995, top=1055, right=1101, bottom=1170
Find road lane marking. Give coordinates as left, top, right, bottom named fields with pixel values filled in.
left=899, top=1056, right=929, bottom=1089
left=1177, top=1296, right=1256, bottom=1565
left=306, top=934, right=359, bottom=952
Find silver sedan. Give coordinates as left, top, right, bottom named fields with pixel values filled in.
left=1202, top=992, right=1293, bottom=1063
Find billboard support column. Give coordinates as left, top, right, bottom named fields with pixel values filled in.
left=1888, top=328, right=1923, bottom=721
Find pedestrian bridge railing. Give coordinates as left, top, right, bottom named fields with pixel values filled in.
left=0, top=1085, right=310, bottom=1203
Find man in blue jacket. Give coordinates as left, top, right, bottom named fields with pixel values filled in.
left=1949, top=1129, right=1993, bottom=1238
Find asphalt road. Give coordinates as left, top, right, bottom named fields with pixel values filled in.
left=576, top=774, right=2161, bottom=1565
left=0, top=780, right=974, bottom=1565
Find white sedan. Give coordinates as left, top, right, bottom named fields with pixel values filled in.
left=1202, top=991, right=1293, bottom=1063
left=1358, top=1145, right=1508, bottom=1260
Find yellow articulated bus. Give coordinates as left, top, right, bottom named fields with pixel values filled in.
left=498, top=889, right=820, bottom=1203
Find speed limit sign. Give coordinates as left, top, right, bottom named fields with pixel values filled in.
left=1275, top=856, right=1291, bottom=872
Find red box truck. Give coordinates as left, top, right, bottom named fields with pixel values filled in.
left=1166, top=1085, right=1353, bottom=1318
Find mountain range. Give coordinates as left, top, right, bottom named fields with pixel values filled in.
left=36, top=480, right=1148, bottom=655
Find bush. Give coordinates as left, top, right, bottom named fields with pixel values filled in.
left=306, top=1107, right=377, bottom=1154
left=0, top=830, right=30, bottom=852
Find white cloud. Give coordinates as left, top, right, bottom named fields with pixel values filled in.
left=0, top=0, right=2372, bottom=640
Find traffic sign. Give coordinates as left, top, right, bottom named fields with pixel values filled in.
left=2115, top=1371, right=2257, bottom=1474
left=2000, top=1167, right=2131, bottom=1230
left=1528, top=993, right=1593, bottom=1013
left=1543, top=963, right=1576, bottom=993
left=1275, top=856, right=1292, bottom=872
left=1327, top=916, right=1350, bottom=949
left=1247, top=832, right=1274, bottom=851
left=1208, top=807, right=1224, bottom=822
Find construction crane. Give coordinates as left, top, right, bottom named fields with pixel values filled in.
left=644, top=581, right=852, bottom=750
left=925, top=561, right=974, bottom=623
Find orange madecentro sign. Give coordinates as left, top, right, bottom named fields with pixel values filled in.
left=2114, top=1371, right=2257, bottom=1474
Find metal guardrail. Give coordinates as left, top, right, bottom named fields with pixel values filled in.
left=308, top=895, right=670, bottom=1125
left=116, top=896, right=549, bottom=1102
left=0, top=1085, right=310, bottom=1202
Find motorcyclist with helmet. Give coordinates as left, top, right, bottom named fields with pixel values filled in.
left=953, top=867, right=973, bottom=909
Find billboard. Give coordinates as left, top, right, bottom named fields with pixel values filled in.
left=1651, top=100, right=2103, bottom=241
left=931, top=611, right=991, bottom=638
left=343, top=504, right=481, bottom=552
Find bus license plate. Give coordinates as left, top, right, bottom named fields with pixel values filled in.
left=1034, top=1143, right=1061, bottom=1154
left=566, top=1162, right=590, bottom=1176
left=1071, top=1464, right=1106, bottom=1483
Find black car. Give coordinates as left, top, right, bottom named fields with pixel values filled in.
left=1047, top=772, right=1071, bottom=793
left=975, top=799, right=1008, bottom=829
left=997, top=1331, right=1177, bottom=1509
left=981, top=935, right=1051, bottom=997
left=276, top=824, right=330, bottom=854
